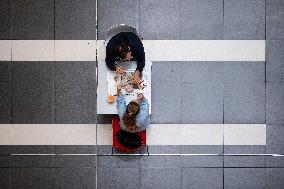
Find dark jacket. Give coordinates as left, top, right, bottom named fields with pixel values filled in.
left=106, top=32, right=145, bottom=73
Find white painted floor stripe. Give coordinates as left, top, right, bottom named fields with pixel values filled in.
left=0, top=40, right=265, bottom=61
left=0, top=124, right=266, bottom=145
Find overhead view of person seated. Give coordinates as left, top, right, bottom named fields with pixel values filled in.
left=116, top=82, right=150, bottom=134
left=106, top=32, right=145, bottom=84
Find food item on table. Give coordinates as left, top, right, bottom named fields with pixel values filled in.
left=108, top=95, right=115, bottom=103
left=125, top=85, right=134, bottom=93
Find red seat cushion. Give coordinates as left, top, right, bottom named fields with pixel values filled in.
left=112, top=115, right=146, bottom=152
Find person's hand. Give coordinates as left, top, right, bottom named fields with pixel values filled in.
left=131, top=70, right=141, bottom=84
left=115, top=64, right=125, bottom=74
left=137, top=93, right=144, bottom=101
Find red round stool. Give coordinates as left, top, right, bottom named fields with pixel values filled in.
left=112, top=115, right=146, bottom=152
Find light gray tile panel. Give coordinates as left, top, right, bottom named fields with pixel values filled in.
left=151, top=81, right=181, bottom=123
left=266, top=82, right=284, bottom=124
left=140, top=168, right=181, bottom=189
left=0, top=82, right=11, bottom=123
left=182, top=168, right=223, bottom=189
left=98, top=0, right=139, bottom=40
left=55, top=0, right=96, bottom=39
left=266, top=40, right=284, bottom=83
left=224, top=0, right=265, bottom=39
left=54, top=62, right=96, bottom=124
left=266, top=0, right=284, bottom=39
left=181, top=82, right=223, bottom=123
left=97, top=167, right=139, bottom=189
left=12, top=62, right=54, bottom=123
left=181, top=0, right=223, bottom=39
left=12, top=0, right=54, bottom=39
left=224, top=168, right=266, bottom=189
left=140, top=0, right=180, bottom=40
left=0, top=0, right=11, bottom=39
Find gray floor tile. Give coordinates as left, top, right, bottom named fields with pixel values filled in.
left=181, top=156, right=223, bottom=168
left=12, top=168, right=53, bottom=189
left=54, top=155, right=95, bottom=168
left=181, top=82, right=223, bottom=123
left=140, top=156, right=181, bottom=168
left=181, top=62, right=223, bottom=83
left=182, top=168, right=223, bottom=189
left=140, top=0, right=180, bottom=39
left=12, top=0, right=54, bottom=39
left=0, top=146, right=11, bottom=168
left=55, top=0, right=96, bottom=39
left=224, top=168, right=266, bottom=189
left=11, top=155, right=54, bottom=168
left=0, top=62, right=10, bottom=82
left=0, top=168, right=11, bottom=189
left=140, top=167, right=181, bottom=189
left=180, top=145, right=223, bottom=154
left=151, top=81, right=181, bottom=123
left=97, top=167, right=139, bottom=189
left=224, top=0, right=265, bottom=39
left=97, top=114, right=114, bottom=124
left=266, top=0, right=284, bottom=40
left=181, top=0, right=223, bottom=39
left=54, top=145, right=95, bottom=154
left=224, top=145, right=265, bottom=167
left=266, top=156, right=284, bottom=168
left=147, top=145, right=182, bottom=154
left=0, top=146, right=11, bottom=155
left=266, top=125, right=284, bottom=154
left=0, top=0, right=11, bottom=39
left=98, top=156, right=140, bottom=168
left=12, top=145, right=54, bottom=154
left=12, top=62, right=54, bottom=123
left=98, top=0, right=139, bottom=40
left=266, top=82, right=284, bottom=124
left=266, top=168, right=284, bottom=189
left=224, top=62, right=265, bottom=123
left=266, top=40, right=284, bottom=83
left=54, top=62, right=96, bottom=124
left=54, top=167, right=96, bottom=189
left=97, top=145, right=112, bottom=155
left=152, top=62, right=181, bottom=82
left=0, top=82, right=11, bottom=123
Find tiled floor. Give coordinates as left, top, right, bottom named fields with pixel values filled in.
left=0, top=0, right=284, bottom=188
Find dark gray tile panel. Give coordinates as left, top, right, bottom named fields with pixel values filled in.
left=181, top=82, right=223, bottom=123
left=224, top=0, right=265, bottom=39
left=0, top=0, right=11, bottom=39
left=97, top=167, right=138, bottom=189
left=224, top=145, right=265, bottom=167
left=12, top=62, right=54, bottom=123
left=182, top=168, right=223, bottom=189
left=140, top=168, right=181, bottom=189
left=12, top=0, right=54, bottom=39
left=181, top=0, right=223, bottom=39
left=266, top=82, right=284, bottom=124
left=54, top=167, right=96, bottom=189
left=140, top=0, right=181, bottom=40
left=224, top=62, right=265, bottom=123
left=12, top=168, right=53, bottom=189
left=0, top=82, right=11, bottom=123
left=0, top=62, right=11, bottom=82
left=55, top=0, right=96, bottom=39
left=266, top=168, right=284, bottom=188
left=266, top=40, right=284, bottom=83
left=224, top=168, right=266, bottom=189
left=266, top=0, right=284, bottom=40
left=152, top=62, right=181, bottom=82
left=151, top=81, right=181, bottom=123
left=54, top=62, right=96, bottom=124
left=98, top=0, right=139, bottom=40
left=0, top=168, right=11, bottom=189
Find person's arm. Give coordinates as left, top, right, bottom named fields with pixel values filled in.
left=116, top=93, right=126, bottom=119
left=106, top=42, right=116, bottom=71
left=135, top=97, right=149, bottom=129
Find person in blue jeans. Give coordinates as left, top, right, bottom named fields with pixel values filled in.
left=116, top=83, right=150, bottom=133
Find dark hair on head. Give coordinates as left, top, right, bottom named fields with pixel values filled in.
left=122, top=101, right=140, bottom=131
left=114, top=42, right=130, bottom=59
